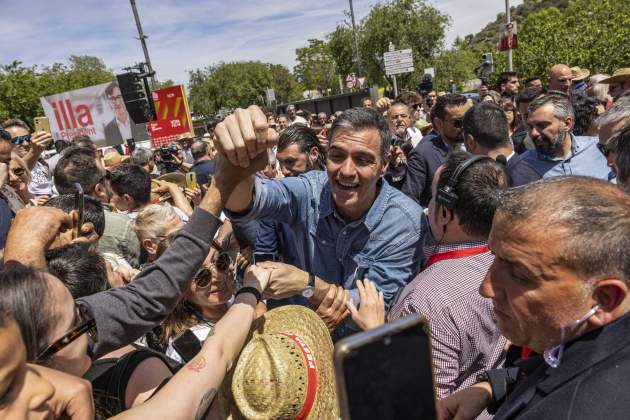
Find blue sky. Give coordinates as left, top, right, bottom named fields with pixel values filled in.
left=0, top=0, right=522, bottom=86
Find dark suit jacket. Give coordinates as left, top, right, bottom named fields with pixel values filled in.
left=104, top=118, right=149, bottom=146
left=495, top=312, right=630, bottom=419
left=507, top=153, right=541, bottom=187
left=401, top=130, right=449, bottom=207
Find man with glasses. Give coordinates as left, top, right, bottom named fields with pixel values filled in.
left=521, top=94, right=609, bottom=180
left=595, top=96, right=630, bottom=181
left=403, top=94, right=471, bottom=207
left=1, top=118, right=53, bottom=196
left=103, top=81, right=149, bottom=146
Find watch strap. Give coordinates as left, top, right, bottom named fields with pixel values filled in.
left=235, top=286, right=262, bottom=303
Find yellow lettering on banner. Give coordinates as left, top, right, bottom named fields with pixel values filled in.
left=174, top=97, right=182, bottom=119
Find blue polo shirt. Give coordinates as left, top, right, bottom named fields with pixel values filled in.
left=521, top=135, right=609, bottom=180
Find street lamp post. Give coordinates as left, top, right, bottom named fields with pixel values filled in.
left=349, top=0, right=363, bottom=77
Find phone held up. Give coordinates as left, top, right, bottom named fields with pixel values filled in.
left=334, top=314, right=438, bottom=420
left=185, top=171, right=198, bottom=190
left=34, top=116, right=51, bottom=134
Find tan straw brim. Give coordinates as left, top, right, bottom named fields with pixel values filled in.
left=600, top=69, right=630, bottom=84
left=571, top=67, right=590, bottom=81
left=219, top=305, right=339, bottom=420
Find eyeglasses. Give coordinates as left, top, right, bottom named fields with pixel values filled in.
left=36, top=305, right=98, bottom=362
left=451, top=118, right=464, bottom=129
left=11, top=167, right=26, bottom=177
left=11, top=134, right=31, bottom=145
left=107, top=95, right=124, bottom=101
left=0, top=128, right=11, bottom=142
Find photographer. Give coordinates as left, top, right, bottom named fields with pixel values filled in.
left=155, top=143, right=191, bottom=174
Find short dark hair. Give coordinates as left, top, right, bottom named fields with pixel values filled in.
left=529, top=93, right=574, bottom=121
left=497, top=71, right=518, bottom=89
left=437, top=151, right=509, bottom=237
left=55, top=140, right=71, bottom=154
left=571, top=94, right=598, bottom=136
left=463, top=103, right=510, bottom=149
left=71, top=135, right=95, bottom=150
left=328, top=107, right=391, bottom=161
left=497, top=176, right=630, bottom=285
left=614, top=122, right=630, bottom=191
left=278, top=125, right=326, bottom=166
left=524, top=76, right=542, bottom=86
left=46, top=243, right=109, bottom=299
left=45, top=194, right=106, bottom=237
left=1, top=118, right=30, bottom=132
left=54, top=146, right=103, bottom=194
left=431, top=94, right=468, bottom=123
left=515, top=86, right=545, bottom=106
left=108, top=163, right=151, bottom=207
left=0, top=262, right=53, bottom=361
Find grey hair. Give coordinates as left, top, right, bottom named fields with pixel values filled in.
left=589, top=74, right=611, bottom=102
left=595, top=95, right=630, bottom=128
left=528, top=94, right=574, bottom=121
left=130, top=148, right=153, bottom=167
left=328, top=107, right=392, bottom=161
left=496, top=176, right=630, bottom=285
left=134, top=203, right=180, bottom=242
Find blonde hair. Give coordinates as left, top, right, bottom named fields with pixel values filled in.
left=134, top=203, right=179, bottom=242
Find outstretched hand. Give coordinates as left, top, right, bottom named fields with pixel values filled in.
left=346, top=279, right=385, bottom=331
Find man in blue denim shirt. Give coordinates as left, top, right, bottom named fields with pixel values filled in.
left=214, top=106, right=424, bottom=333
left=521, top=94, right=609, bottom=180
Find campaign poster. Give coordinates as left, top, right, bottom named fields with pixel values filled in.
left=40, top=81, right=149, bottom=147
left=147, top=85, right=193, bottom=148
left=499, top=21, right=518, bottom=51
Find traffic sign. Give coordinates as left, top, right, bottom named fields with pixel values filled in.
left=384, top=48, right=414, bottom=76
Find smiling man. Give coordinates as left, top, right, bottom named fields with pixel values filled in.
left=214, top=106, right=424, bottom=335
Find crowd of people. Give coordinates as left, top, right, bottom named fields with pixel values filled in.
left=0, top=61, right=630, bottom=420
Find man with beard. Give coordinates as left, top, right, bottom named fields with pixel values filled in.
left=497, top=71, right=520, bottom=101
left=521, top=94, right=608, bottom=179
left=403, top=94, right=471, bottom=207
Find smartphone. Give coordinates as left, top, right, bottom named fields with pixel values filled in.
left=185, top=171, right=198, bottom=189
left=334, top=314, right=437, bottom=420
left=73, top=183, right=84, bottom=238
left=172, top=329, right=202, bottom=363
left=34, top=117, right=51, bottom=134
left=253, top=252, right=276, bottom=264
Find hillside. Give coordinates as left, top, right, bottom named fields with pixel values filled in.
left=463, top=0, right=569, bottom=46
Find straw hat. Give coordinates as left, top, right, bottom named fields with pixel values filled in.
left=219, top=305, right=338, bottom=420
left=570, top=66, right=590, bottom=81
left=103, top=150, right=122, bottom=168
left=157, top=172, right=186, bottom=188
left=600, top=68, right=630, bottom=84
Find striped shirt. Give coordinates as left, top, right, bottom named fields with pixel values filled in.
left=388, top=240, right=506, bottom=399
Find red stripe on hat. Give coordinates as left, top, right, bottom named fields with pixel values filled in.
left=280, top=333, right=318, bottom=420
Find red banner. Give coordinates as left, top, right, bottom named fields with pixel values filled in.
left=147, top=85, right=193, bottom=148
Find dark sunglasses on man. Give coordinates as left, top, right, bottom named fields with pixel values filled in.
left=36, top=305, right=98, bottom=362
left=10, top=134, right=31, bottom=145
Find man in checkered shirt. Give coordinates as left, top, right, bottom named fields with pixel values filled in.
left=388, top=151, right=509, bottom=400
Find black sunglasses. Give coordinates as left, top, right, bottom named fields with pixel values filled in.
left=0, top=128, right=11, bottom=142
left=36, top=305, right=98, bottom=362
left=11, top=134, right=31, bottom=145
left=11, top=167, right=26, bottom=177
left=194, top=252, right=231, bottom=288
left=597, top=142, right=613, bottom=157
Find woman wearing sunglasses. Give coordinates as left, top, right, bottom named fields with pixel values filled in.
left=161, top=245, right=238, bottom=364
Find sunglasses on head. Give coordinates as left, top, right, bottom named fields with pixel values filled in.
left=36, top=305, right=98, bottom=362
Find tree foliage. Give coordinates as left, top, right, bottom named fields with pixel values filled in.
left=188, top=61, right=300, bottom=118
left=294, top=39, right=339, bottom=94
left=0, top=56, right=115, bottom=125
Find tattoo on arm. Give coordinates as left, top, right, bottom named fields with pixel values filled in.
left=187, top=355, right=207, bottom=373
left=194, top=388, right=217, bottom=420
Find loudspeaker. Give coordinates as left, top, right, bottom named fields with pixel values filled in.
left=116, top=72, right=155, bottom=124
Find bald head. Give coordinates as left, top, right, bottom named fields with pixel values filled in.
left=549, top=64, right=573, bottom=94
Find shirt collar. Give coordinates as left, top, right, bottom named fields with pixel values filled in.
left=320, top=177, right=391, bottom=232
left=423, top=239, right=488, bottom=261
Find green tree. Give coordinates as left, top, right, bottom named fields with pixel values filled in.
left=188, top=61, right=300, bottom=117
left=327, top=24, right=357, bottom=78
left=0, top=56, right=114, bottom=125
left=293, top=39, right=339, bottom=93
left=358, top=0, right=450, bottom=88
left=154, top=79, right=176, bottom=89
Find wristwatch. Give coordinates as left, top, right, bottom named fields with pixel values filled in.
left=301, top=272, right=316, bottom=299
